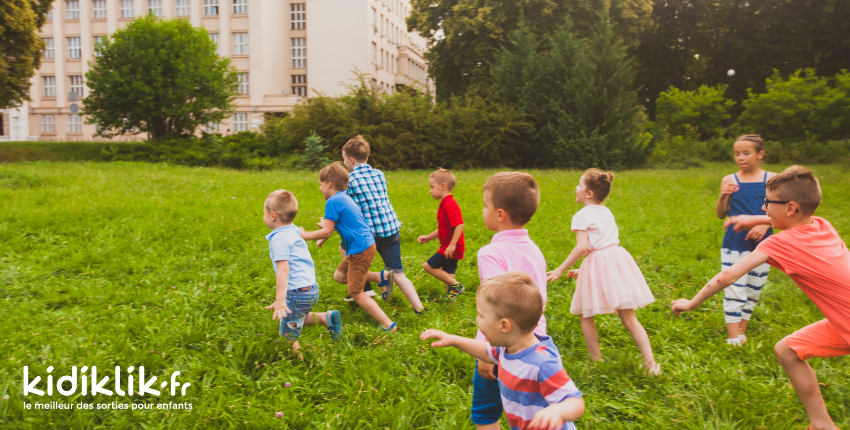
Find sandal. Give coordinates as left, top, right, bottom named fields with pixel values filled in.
left=381, top=322, right=397, bottom=333
left=326, top=310, right=342, bottom=342
left=379, top=270, right=394, bottom=302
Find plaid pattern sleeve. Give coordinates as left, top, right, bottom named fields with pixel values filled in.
left=347, top=164, right=402, bottom=238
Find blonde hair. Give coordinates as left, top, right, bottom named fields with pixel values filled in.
left=476, top=271, right=543, bottom=333
left=582, top=168, right=614, bottom=202
left=318, top=162, right=350, bottom=191
left=429, top=168, right=457, bottom=191
left=265, top=190, right=298, bottom=223
left=766, top=165, right=821, bottom=215
left=482, top=172, right=540, bottom=225
left=341, top=135, right=371, bottom=162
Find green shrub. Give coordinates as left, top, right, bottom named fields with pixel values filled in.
left=655, top=85, right=735, bottom=140
left=299, top=132, right=331, bottom=170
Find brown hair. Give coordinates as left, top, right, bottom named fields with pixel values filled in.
left=482, top=172, right=540, bottom=225
left=265, top=190, right=298, bottom=223
left=341, top=135, right=371, bottom=162
left=734, top=134, right=764, bottom=153
left=476, top=271, right=543, bottom=334
left=766, top=165, right=821, bottom=215
left=582, top=168, right=614, bottom=202
left=429, top=168, right=457, bottom=191
left=318, top=162, right=350, bottom=191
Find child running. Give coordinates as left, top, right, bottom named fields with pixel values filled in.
left=300, top=163, right=398, bottom=333
left=421, top=271, right=585, bottom=430
left=547, top=169, right=659, bottom=375
left=417, top=168, right=466, bottom=301
left=715, top=134, right=774, bottom=346
left=673, top=166, right=849, bottom=430
left=261, top=190, right=342, bottom=360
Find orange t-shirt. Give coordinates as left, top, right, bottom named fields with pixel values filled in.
left=756, top=216, right=850, bottom=344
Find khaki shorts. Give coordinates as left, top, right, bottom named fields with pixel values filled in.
left=784, top=319, right=850, bottom=361
left=336, top=244, right=376, bottom=294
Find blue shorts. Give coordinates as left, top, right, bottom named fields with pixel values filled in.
left=471, top=361, right=502, bottom=425
left=374, top=232, right=404, bottom=273
left=426, top=252, right=458, bottom=275
left=279, top=284, right=319, bottom=340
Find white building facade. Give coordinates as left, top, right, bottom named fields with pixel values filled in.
left=13, top=0, right=432, bottom=141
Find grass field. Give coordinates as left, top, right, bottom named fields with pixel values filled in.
left=0, top=161, right=848, bottom=429
left=0, top=141, right=141, bottom=164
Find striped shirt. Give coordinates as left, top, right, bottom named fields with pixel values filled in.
left=347, top=164, right=402, bottom=238
left=487, top=334, right=582, bottom=430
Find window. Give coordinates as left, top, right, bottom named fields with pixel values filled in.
left=67, top=37, right=81, bottom=59
left=233, top=113, right=248, bottom=132
left=391, top=54, right=394, bottom=73
left=69, top=75, right=84, bottom=97
left=209, top=33, right=220, bottom=55
left=205, top=121, right=219, bottom=132
left=204, top=0, right=218, bottom=15
left=371, top=8, right=376, bottom=27
left=232, top=0, right=247, bottom=15
left=69, top=114, right=82, bottom=133
left=232, top=33, right=248, bottom=55
left=42, top=38, right=54, bottom=60
left=148, top=0, right=162, bottom=16
left=43, top=76, right=56, bottom=97
left=380, top=14, right=384, bottom=35
left=380, top=48, right=383, bottom=69
left=238, top=72, right=249, bottom=95
left=47, top=9, right=53, bottom=20
left=120, top=0, right=134, bottom=17
left=66, top=0, right=80, bottom=19
left=292, top=75, right=307, bottom=96
left=92, top=0, right=106, bottom=18
left=290, top=4, right=305, bottom=30
left=176, top=0, right=189, bottom=16
left=371, top=42, right=376, bottom=64
left=291, top=38, right=305, bottom=68
left=41, top=115, right=56, bottom=133
left=93, top=36, right=105, bottom=57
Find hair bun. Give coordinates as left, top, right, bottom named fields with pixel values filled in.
left=602, top=172, right=614, bottom=183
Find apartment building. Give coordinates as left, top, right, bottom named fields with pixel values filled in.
left=10, top=0, right=432, bottom=141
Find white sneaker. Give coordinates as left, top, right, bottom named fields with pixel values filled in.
left=727, top=337, right=742, bottom=346
left=343, top=288, right=377, bottom=302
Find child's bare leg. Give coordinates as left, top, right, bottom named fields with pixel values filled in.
left=394, top=273, right=425, bottom=312
left=333, top=269, right=347, bottom=284
left=580, top=316, right=602, bottom=361
left=424, top=262, right=457, bottom=285
left=775, top=340, right=837, bottom=430
left=350, top=292, right=395, bottom=330
left=304, top=311, right=328, bottom=327
left=739, top=319, right=750, bottom=336
left=725, top=322, right=741, bottom=340
left=283, top=339, right=303, bottom=361
left=618, top=309, right=656, bottom=368
left=477, top=423, right=500, bottom=430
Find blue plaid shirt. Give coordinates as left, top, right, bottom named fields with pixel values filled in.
left=347, top=164, right=402, bottom=238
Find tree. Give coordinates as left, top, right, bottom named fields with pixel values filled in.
left=0, top=0, right=52, bottom=108
left=656, top=85, right=735, bottom=139
left=83, top=15, right=239, bottom=139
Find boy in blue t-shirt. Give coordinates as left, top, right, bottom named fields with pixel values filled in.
left=262, top=189, right=342, bottom=360
left=301, top=162, right=398, bottom=333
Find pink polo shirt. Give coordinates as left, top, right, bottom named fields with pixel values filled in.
left=476, top=229, right=548, bottom=341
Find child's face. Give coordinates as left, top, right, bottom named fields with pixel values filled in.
left=341, top=151, right=355, bottom=172
left=482, top=190, right=500, bottom=231
left=428, top=178, right=445, bottom=200
left=763, top=188, right=795, bottom=229
left=733, top=140, right=763, bottom=172
left=262, top=204, right=277, bottom=229
left=319, top=180, right=335, bottom=200
left=575, top=175, right=592, bottom=204
left=476, top=300, right=509, bottom=347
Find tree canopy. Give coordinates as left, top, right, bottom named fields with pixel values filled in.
left=0, top=0, right=52, bottom=108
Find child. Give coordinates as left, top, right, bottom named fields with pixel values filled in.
left=341, top=136, right=426, bottom=313
left=417, top=168, right=466, bottom=301
left=673, top=166, right=849, bottom=430
left=472, top=171, right=550, bottom=430
left=421, top=271, right=585, bottom=430
left=261, top=190, right=342, bottom=360
left=300, top=163, right=398, bottom=333
left=714, top=134, right=774, bottom=346
left=547, top=169, right=659, bottom=374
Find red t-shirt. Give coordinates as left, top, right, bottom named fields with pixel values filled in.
left=756, top=216, right=850, bottom=344
left=437, top=194, right=465, bottom=259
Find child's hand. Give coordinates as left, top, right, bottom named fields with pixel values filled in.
left=670, top=298, right=693, bottom=316
left=265, top=300, right=292, bottom=320
left=317, top=217, right=324, bottom=228
left=529, top=406, right=565, bottom=430
left=417, top=235, right=430, bottom=244
left=316, top=238, right=326, bottom=248
left=720, top=182, right=739, bottom=196
left=546, top=267, right=566, bottom=282
left=746, top=224, right=770, bottom=241
left=566, top=269, right=580, bottom=279
left=420, top=329, right=453, bottom=347
left=444, top=244, right=456, bottom=258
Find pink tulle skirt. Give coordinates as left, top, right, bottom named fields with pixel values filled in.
left=570, top=245, right=655, bottom=317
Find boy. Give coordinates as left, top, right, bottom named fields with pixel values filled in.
left=672, top=166, right=850, bottom=430
left=417, top=168, right=466, bottom=300
left=300, top=162, right=398, bottom=332
left=472, top=172, right=550, bottom=430
left=341, top=135, right=426, bottom=313
left=261, top=190, right=342, bottom=360
left=421, top=271, right=585, bottom=430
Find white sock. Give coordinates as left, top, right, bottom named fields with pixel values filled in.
left=727, top=338, right=742, bottom=345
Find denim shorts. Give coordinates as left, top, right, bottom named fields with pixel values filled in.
left=471, top=360, right=502, bottom=424
left=426, top=252, right=458, bottom=274
left=374, top=232, right=404, bottom=273
left=279, top=284, right=319, bottom=340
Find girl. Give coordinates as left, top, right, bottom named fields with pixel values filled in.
left=715, top=134, right=773, bottom=346
left=548, top=169, right=659, bottom=375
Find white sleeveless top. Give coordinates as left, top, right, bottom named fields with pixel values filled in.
left=570, top=205, right=620, bottom=250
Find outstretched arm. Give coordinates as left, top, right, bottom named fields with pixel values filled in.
left=420, top=329, right=494, bottom=364
left=547, top=231, right=588, bottom=281
left=300, top=219, right=336, bottom=241
left=529, top=397, right=586, bottom=430
left=672, top=251, right=770, bottom=315
left=724, top=215, right=772, bottom=232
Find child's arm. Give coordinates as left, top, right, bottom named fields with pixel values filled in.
left=724, top=215, right=772, bottom=232
left=419, top=329, right=494, bottom=364
left=444, top=224, right=464, bottom=258
left=264, top=260, right=292, bottom=320
left=417, top=229, right=439, bottom=244
left=672, top=251, right=770, bottom=315
left=715, top=175, right=738, bottom=219
left=300, top=219, right=336, bottom=241
left=547, top=231, right=589, bottom=281
left=529, top=398, right=586, bottom=430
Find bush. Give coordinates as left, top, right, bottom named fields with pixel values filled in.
left=299, top=132, right=331, bottom=170
left=647, top=128, right=733, bottom=168
left=655, top=85, right=735, bottom=140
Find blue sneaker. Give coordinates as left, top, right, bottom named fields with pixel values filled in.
left=326, top=310, right=342, bottom=342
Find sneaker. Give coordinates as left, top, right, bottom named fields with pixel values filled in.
left=344, top=284, right=377, bottom=302
left=727, top=337, right=742, bottom=347
left=326, top=310, right=343, bottom=342
left=444, top=282, right=465, bottom=301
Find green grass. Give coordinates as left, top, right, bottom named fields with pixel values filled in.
left=0, top=141, right=141, bottom=163
left=0, top=162, right=848, bottom=429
